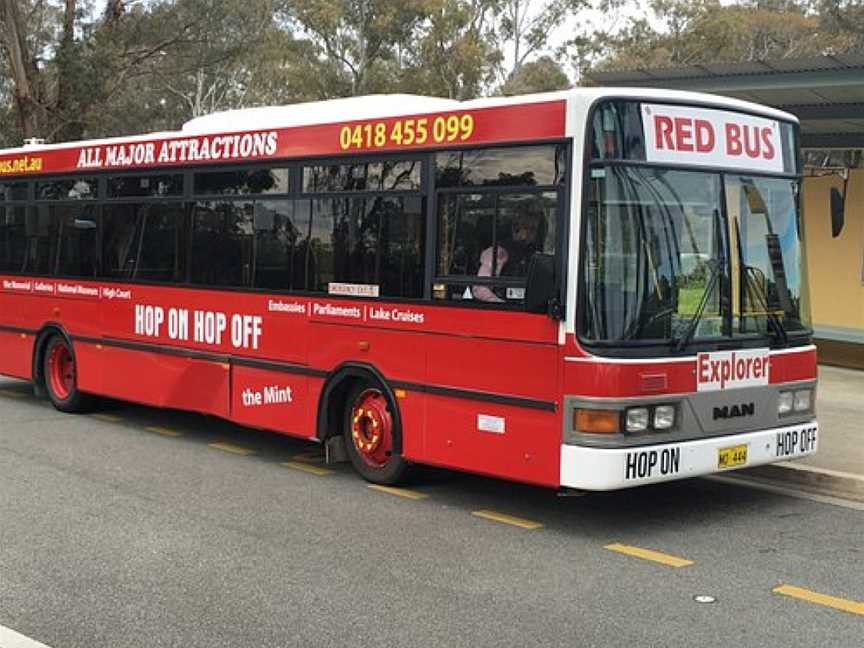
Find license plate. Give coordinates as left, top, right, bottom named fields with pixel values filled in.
left=718, top=444, right=748, bottom=469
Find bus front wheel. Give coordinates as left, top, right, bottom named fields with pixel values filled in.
left=343, top=381, right=409, bottom=485
left=42, top=336, right=91, bottom=413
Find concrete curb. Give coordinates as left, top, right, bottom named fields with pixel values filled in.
left=734, top=462, right=864, bottom=503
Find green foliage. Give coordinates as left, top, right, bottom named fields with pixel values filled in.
left=815, top=0, right=864, bottom=47
left=500, top=55, right=570, bottom=94
left=399, top=0, right=500, bottom=99
left=492, top=0, right=588, bottom=82
left=586, top=0, right=863, bottom=74
left=4, top=0, right=858, bottom=147
left=0, top=0, right=588, bottom=144
left=276, top=0, right=430, bottom=95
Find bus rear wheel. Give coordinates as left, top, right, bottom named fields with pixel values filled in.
left=343, top=381, right=409, bottom=485
left=43, top=336, right=90, bottom=413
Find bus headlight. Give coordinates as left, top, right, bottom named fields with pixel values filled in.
left=653, top=405, right=676, bottom=430
left=625, top=407, right=649, bottom=432
left=793, top=389, right=812, bottom=412
left=778, top=392, right=794, bottom=415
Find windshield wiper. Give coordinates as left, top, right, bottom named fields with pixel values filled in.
left=742, top=265, right=788, bottom=346
left=672, top=259, right=723, bottom=353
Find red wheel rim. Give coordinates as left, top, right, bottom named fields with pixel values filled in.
left=350, top=389, right=394, bottom=468
left=47, top=342, right=74, bottom=400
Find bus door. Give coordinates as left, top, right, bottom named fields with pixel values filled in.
left=424, top=180, right=563, bottom=486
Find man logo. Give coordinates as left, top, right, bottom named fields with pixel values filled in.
left=713, top=402, right=755, bottom=420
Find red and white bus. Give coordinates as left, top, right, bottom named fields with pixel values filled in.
left=0, top=89, right=818, bottom=489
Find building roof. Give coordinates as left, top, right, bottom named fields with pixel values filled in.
left=586, top=53, right=864, bottom=148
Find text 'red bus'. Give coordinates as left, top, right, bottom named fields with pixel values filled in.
left=0, top=89, right=818, bottom=489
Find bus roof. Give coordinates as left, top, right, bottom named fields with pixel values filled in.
left=181, top=87, right=796, bottom=134
left=0, top=88, right=797, bottom=177
left=1, top=88, right=797, bottom=156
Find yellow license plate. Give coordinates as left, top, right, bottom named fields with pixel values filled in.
left=718, top=444, right=748, bottom=469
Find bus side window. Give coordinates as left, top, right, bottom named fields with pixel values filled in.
left=306, top=196, right=424, bottom=298
left=134, top=203, right=185, bottom=283
left=434, top=191, right=557, bottom=304
left=253, top=199, right=312, bottom=291
left=49, top=204, right=99, bottom=278
left=433, top=144, right=564, bottom=306
left=378, top=195, right=424, bottom=298
left=23, top=206, right=57, bottom=275
left=191, top=200, right=254, bottom=288
left=0, top=206, right=27, bottom=273
left=102, top=204, right=140, bottom=279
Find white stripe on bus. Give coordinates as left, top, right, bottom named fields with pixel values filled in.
left=564, top=344, right=815, bottom=364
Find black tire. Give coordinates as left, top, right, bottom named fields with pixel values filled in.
left=42, top=335, right=92, bottom=413
left=343, top=380, right=410, bottom=485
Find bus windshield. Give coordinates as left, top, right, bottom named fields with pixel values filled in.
left=580, top=165, right=811, bottom=348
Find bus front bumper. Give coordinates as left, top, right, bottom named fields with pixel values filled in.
left=560, top=421, right=818, bottom=491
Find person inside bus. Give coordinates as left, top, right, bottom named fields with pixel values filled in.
left=472, top=200, right=547, bottom=302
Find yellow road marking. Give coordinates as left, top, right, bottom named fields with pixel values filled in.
left=92, top=413, right=122, bottom=423
left=282, top=461, right=332, bottom=476
left=774, top=584, right=864, bottom=616
left=472, top=510, right=543, bottom=530
left=292, top=452, right=324, bottom=464
left=145, top=426, right=182, bottom=438
left=0, top=389, right=25, bottom=398
left=208, top=441, right=254, bottom=456
left=368, top=484, right=428, bottom=500
left=604, top=543, right=693, bottom=568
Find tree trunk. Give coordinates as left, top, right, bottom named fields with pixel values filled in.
left=55, top=1, right=78, bottom=119
left=1, top=0, right=42, bottom=138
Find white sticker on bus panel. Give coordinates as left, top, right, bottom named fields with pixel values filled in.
left=477, top=414, right=505, bottom=434
left=328, top=282, right=380, bottom=298
left=641, top=104, right=784, bottom=173
left=696, top=348, right=770, bottom=392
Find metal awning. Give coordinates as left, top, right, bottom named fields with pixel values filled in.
left=586, top=53, right=864, bottom=148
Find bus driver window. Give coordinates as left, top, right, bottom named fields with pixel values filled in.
left=473, top=201, right=546, bottom=302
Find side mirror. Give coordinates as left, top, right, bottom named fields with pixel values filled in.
left=830, top=187, right=845, bottom=238
left=524, top=253, right=561, bottom=318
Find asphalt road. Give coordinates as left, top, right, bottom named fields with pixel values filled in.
left=0, top=377, right=861, bottom=648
